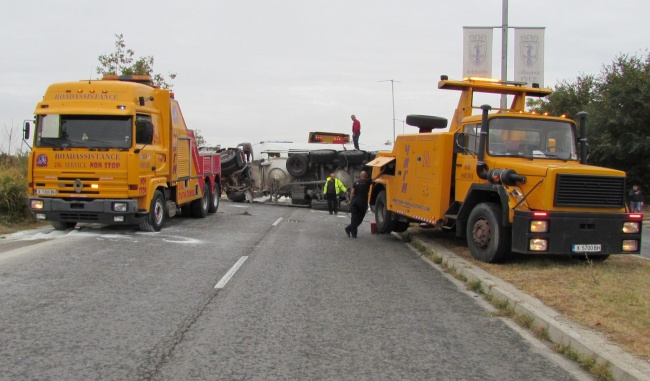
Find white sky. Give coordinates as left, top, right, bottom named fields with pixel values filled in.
left=1, top=0, right=648, bottom=152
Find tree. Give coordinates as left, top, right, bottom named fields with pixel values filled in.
left=589, top=53, right=650, bottom=190
left=526, top=74, right=597, bottom=120
left=96, top=34, right=176, bottom=89
left=194, top=130, right=207, bottom=147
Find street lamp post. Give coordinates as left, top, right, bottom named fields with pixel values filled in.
left=379, top=79, right=399, bottom=143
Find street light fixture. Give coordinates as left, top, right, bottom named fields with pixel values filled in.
left=378, top=79, right=399, bottom=143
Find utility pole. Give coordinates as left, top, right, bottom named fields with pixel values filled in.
left=500, top=0, right=508, bottom=109
left=378, top=79, right=399, bottom=143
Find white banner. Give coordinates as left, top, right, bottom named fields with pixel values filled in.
left=514, top=28, right=545, bottom=86
left=463, top=28, right=493, bottom=79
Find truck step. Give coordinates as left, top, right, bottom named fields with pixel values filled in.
left=441, top=214, right=457, bottom=230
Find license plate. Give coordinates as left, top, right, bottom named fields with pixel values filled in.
left=35, top=189, right=56, bottom=195
left=572, top=244, right=602, bottom=253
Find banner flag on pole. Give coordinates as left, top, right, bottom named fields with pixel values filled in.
left=463, top=28, right=493, bottom=79
left=514, top=28, right=545, bottom=86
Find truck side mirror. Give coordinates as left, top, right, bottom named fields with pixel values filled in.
left=23, top=121, right=31, bottom=140
left=454, top=132, right=466, bottom=153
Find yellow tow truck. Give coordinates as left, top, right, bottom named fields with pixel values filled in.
left=368, top=76, right=642, bottom=262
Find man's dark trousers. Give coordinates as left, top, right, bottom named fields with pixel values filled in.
left=347, top=203, right=367, bottom=236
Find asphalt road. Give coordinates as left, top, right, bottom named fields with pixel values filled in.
left=1, top=201, right=591, bottom=380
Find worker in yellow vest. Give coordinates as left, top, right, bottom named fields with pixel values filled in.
left=323, top=172, right=347, bottom=214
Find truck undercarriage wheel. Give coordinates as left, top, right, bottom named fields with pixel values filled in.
left=208, top=182, right=220, bottom=213
left=374, top=190, right=394, bottom=234
left=226, top=191, right=246, bottom=202
left=140, top=190, right=165, bottom=232
left=51, top=221, right=77, bottom=230
left=337, top=150, right=367, bottom=165
left=309, top=149, right=337, bottom=164
left=191, top=183, right=209, bottom=218
left=466, top=202, right=511, bottom=263
left=286, top=154, right=309, bottom=177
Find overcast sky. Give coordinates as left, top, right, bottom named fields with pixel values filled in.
left=1, top=0, right=648, bottom=152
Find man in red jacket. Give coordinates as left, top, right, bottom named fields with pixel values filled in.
left=351, top=115, right=361, bottom=150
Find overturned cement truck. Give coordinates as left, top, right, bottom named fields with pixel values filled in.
left=218, top=136, right=378, bottom=210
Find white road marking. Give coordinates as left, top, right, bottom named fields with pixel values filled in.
left=214, top=256, right=248, bottom=289
left=272, top=217, right=283, bottom=226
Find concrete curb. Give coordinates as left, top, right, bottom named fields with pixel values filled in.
left=404, top=230, right=650, bottom=381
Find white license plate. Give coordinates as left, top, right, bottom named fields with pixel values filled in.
left=35, top=189, right=56, bottom=195
left=572, top=244, right=602, bottom=253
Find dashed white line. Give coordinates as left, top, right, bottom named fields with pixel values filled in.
left=214, top=256, right=248, bottom=289
left=272, top=217, right=283, bottom=226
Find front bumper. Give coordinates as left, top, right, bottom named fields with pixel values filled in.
left=511, top=210, right=642, bottom=255
left=29, top=197, right=143, bottom=225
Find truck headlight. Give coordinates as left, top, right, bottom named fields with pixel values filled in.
left=622, top=222, right=640, bottom=234
left=622, top=240, right=638, bottom=252
left=529, top=238, right=548, bottom=252
left=30, top=200, right=44, bottom=210
left=530, top=220, right=548, bottom=233
left=112, top=202, right=128, bottom=212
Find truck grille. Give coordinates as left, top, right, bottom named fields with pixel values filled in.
left=60, top=212, right=99, bottom=222
left=554, top=174, right=625, bottom=208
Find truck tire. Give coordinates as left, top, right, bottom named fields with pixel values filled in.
left=227, top=191, right=246, bottom=202
left=337, top=150, right=367, bottom=166
left=466, top=203, right=511, bottom=263
left=140, top=190, right=165, bottom=232
left=51, top=221, right=77, bottom=230
left=191, top=183, right=209, bottom=218
left=286, top=154, right=309, bottom=178
left=208, top=182, right=220, bottom=213
left=309, top=149, right=337, bottom=164
left=375, top=190, right=394, bottom=234
left=405, top=115, right=448, bottom=130
left=221, top=149, right=245, bottom=175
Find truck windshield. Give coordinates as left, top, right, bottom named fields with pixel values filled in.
left=487, top=117, right=578, bottom=161
left=35, top=114, right=132, bottom=149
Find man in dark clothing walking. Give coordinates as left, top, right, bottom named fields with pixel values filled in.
left=345, top=171, right=372, bottom=238
left=351, top=115, right=361, bottom=150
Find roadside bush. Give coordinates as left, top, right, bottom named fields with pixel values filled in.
left=0, top=154, right=33, bottom=223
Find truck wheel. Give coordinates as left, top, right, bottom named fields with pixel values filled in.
left=208, top=182, right=220, bottom=213
left=375, top=190, right=394, bottom=234
left=466, top=203, right=511, bottom=263
left=337, top=150, right=367, bottom=165
left=140, top=190, right=165, bottom=232
left=227, top=191, right=246, bottom=202
left=51, top=221, right=77, bottom=230
left=286, top=154, right=309, bottom=177
left=309, top=149, right=337, bottom=164
left=191, top=183, right=209, bottom=218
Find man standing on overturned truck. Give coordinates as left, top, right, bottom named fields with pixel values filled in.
left=351, top=114, right=361, bottom=150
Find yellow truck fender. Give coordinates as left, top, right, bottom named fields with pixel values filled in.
left=139, top=177, right=169, bottom=212
left=455, top=183, right=510, bottom=238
